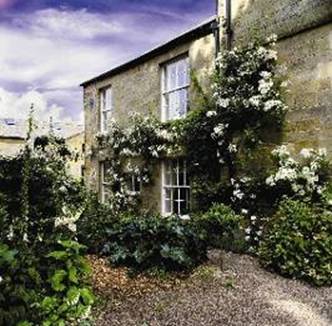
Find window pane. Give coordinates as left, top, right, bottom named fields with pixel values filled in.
left=167, top=89, right=188, bottom=120
left=133, top=176, right=141, bottom=193
left=176, top=58, right=189, bottom=87
left=166, top=62, right=177, bottom=91
left=180, top=188, right=190, bottom=215
left=103, top=188, right=111, bottom=203
left=164, top=188, right=172, bottom=213
left=105, top=88, right=112, bottom=110
left=103, top=162, right=112, bottom=183
left=173, top=188, right=180, bottom=215
left=100, top=92, right=105, bottom=111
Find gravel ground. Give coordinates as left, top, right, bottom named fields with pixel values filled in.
left=94, top=251, right=332, bottom=326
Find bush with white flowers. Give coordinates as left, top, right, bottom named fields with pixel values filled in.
left=266, top=146, right=329, bottom=201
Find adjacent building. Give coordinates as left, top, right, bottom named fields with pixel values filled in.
left=0, top=118, right=85, bottom=179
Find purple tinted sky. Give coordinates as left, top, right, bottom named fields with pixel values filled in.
left=0, top=0, right=215, bottom=121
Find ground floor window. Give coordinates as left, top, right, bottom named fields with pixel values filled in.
left=125, top=174, right=141, bottom=195
left=100, top=161, right=112, bottom=203
left=162, top=159, right=190, bottom=216
left=100, top=162, right=141, bottom=203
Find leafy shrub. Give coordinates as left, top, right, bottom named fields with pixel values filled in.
left=77, top=195, right=116, bottom=253
left=0, top=244, right=32, bottom=326
left=194, top=203, right=246, bottom=252
left=39, top=240, right=94, bottom=325
left=0, top=131, right=93, bottom=325
left=0, top=138, right=85, bottom=251
left=102, top=214, right=207, bottom=271
left=259, top=200, right=332, bottom=286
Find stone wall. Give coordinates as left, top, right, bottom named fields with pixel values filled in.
left=66, top=132, right=85, bottom=179
left=219, top=0, right=332, bottom=157
left=0, top=138, right=25, bottom=157
left=83, top=33, right=215, bottom=211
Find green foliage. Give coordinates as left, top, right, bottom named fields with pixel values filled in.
left=102, top=214, right=207, bottom=271
left=0, top=244, right=40, bottom=326
left=194, top=204, right=246, bottom=252
left=0, top=118, right=93, bottom=325
left=77, top=194, right=117, bottom=253
left=259, top=200, right=332, bottom=286
left=39, top=240, right=94, bottom=325
left=0, top=137, right=85, bottom=249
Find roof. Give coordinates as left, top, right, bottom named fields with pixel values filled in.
left=0, top=118, right=84, bottom=140
left=80, top=16, right=217, bottom=87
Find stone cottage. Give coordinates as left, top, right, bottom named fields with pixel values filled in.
left=81, top=0, right=332, bottom=215
left=81, top=17, right=217, bottom=214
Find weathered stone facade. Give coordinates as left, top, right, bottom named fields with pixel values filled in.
left=82, top=22, right=216, bottom=211
left=218, top=0, right=332, bottom=157
left=83, top=0, right=332, bottom=211
left=66, top=131, right=85, bottom=179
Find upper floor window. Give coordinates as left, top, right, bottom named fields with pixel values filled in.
left=162, top=56, right=189, bottom=121
left=100, top=86, right=113, bottom=132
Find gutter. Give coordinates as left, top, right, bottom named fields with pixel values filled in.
left=225, top=0, right=233, bottom=50
left=80, top=17, right=216, bottom=87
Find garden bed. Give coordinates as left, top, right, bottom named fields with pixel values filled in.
left=92, top=251, right=332, bottom=326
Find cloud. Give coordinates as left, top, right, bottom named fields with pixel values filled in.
left=0, top=87, right=77, bottom=122
left=12, top=8, right=123, bottom=39
left=0, top=5, right=212, bottom=121
left=0, top=0, right=17, bottom=10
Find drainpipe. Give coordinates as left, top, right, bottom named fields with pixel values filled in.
left=212, top=0, right=220, bottom=58
left=225, top=0, right=233, bottom=50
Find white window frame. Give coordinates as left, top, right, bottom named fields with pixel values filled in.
left=100, top=162, right=111, bottom=203
left=161, top=159, right=190, bottom=216
left=100, top=86, right=113, bottom=132
left=161, top=55, right=190, bottom=122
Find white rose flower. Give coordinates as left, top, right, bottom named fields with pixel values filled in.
left=233, top=189, right=244, bottom=200
left=180, top=215, right=190, bottom=221
left=260, top=71, right=272, bottom=79
left=228, top=144, right=237, bottom=153
left=300, top=148, right=312, bottom=158
left=251, top=216, right=257, bottom=221
left=265, top=50, right=277, bottom=61
left=249, top=96, right=261, bottom=107
left=206, top=111, right=217, bottom=118
left=258, top=79, right=274, bottom=95
left=217, top=98, right=230, bottom=108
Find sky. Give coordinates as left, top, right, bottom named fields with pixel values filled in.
left=0, top=0, right=215, bottom=122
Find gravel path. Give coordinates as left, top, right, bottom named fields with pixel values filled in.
left=94, top=251, right=332, bottom=326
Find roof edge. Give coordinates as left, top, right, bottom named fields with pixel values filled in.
left=80, top=16, right=217, bottom=87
